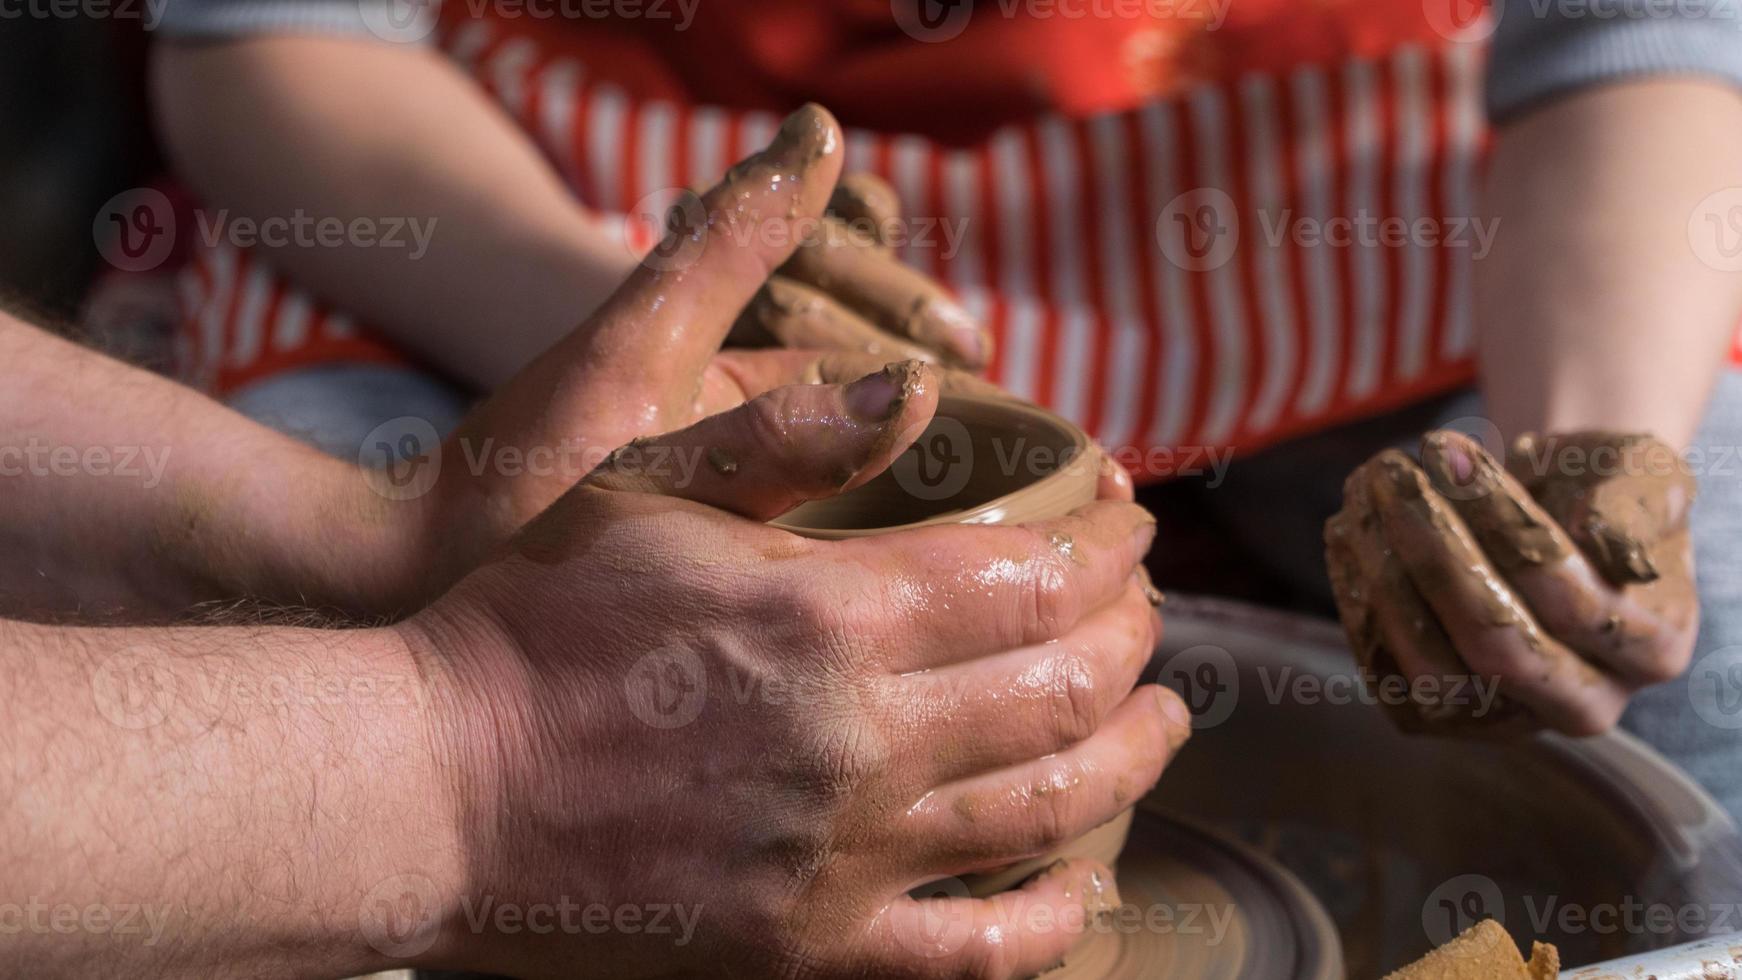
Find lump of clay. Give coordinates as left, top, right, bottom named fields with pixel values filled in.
left=1384, top=920, right=1559, bottom=980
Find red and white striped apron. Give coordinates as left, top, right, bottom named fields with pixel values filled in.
left=173, top=1, right=1561, bottom=468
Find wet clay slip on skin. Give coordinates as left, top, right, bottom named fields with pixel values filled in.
left=777, top=396, right=1340, bottom=978
left=775, top=394, right=1134, bottom=900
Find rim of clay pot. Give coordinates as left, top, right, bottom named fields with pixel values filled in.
left=772, top=394, right=1096, bottom=539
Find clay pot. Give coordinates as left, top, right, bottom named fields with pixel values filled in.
left=774, top=393, right=1100, bottom=539
left=775, top=394, right=1132, bottom=896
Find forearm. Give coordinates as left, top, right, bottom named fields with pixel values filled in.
left=0, top=616, right=460, bottom=978
left=0, top=312, right=418, bottom=618
left=151, top=36, right=637, bottom=390
left=1477, top=79, right=1742, bottom=448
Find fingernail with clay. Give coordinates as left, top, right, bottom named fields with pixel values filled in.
left=845, top=361, right=919, bottom=422
left=768, top=103, right=837, bottom=166
left=1436, top=433, right=1476, bottom=486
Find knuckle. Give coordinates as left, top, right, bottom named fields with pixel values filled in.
left=1024, top=776, right=1078, bottom=854
left=1044, top=654, right=1101, bottom=748
left=1024, top=556, right=1077, bottom=640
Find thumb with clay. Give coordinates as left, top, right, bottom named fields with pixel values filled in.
left=582, top=360, right=939, bottom=520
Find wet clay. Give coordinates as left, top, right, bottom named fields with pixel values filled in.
left=1506, top=431, right=1696, bottom=586
left=1324, top=428, right=1697, bottom=732
left=1324, top=450, right=1528, bottom=732
left=1383, top=920, right=1558, bottom=980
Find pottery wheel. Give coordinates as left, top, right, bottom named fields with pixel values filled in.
left=1046, top=808, right=1343, bottom=980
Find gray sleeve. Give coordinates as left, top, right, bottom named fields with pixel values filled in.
left=152, top=0, right=436, bottom=42
left=1486, top=0, right=1742, bottom=122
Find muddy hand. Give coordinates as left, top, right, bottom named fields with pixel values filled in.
left=730, top=172, right=992, bottom=371
left=386, top=105, right=947, bottom=606
left=1324, top=430, right=1697, bottom=735
left=403, top=363, right=1184, bottom=979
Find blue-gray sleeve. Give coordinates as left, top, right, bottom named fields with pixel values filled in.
left=1487, top=0, right=1742, bottom=121
left=153, top=0, right=435, bottom=41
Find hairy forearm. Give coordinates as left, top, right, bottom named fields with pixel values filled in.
left=0, top=615, right=459, bottom=978
left=150, top=36, right=637, bottom=390
left=1477, top=79, right=1742, bottom=448
left=0, top=312, right=418, bottom=618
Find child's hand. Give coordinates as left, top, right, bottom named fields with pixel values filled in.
left=731, top=172, right=992, bottom=371
left=1325, top=430, right=1698, bottom=735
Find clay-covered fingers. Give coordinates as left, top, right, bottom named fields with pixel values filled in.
left=909, top=685, right=1187, bottom=873
left=782, top=227, right=989, bottom=370
left=561, top=103, right=845, bottom=403
left=857, top=501, right=1159, bottom=672
left=906, top=579, right=1162, bottom=780
left=1326, top=458, right=1525, bottom=732
left=866, top=858, right=1119, bottom=980
left=731, top=276, right=939, bottom=363
left=583, top=361, right=938, bottom=521
left=1506, top=432, right=1697, bottom=585
left=828, top=172, right=904, bottom=241
left=1365, top=451, right=1631, bottom=734
left=1420, top=431, right=1692, bottom=685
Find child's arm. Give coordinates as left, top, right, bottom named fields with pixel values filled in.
left=153, top=35, right=638, bottom=390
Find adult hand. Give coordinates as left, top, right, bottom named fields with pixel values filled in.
left=362, top=106, right=990, bottom=610
left=401, top=364, right=1185, bottom=979
left=1325, top=430, right=1697, bottom=735
left=731, top=172, right=992, bottom=371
